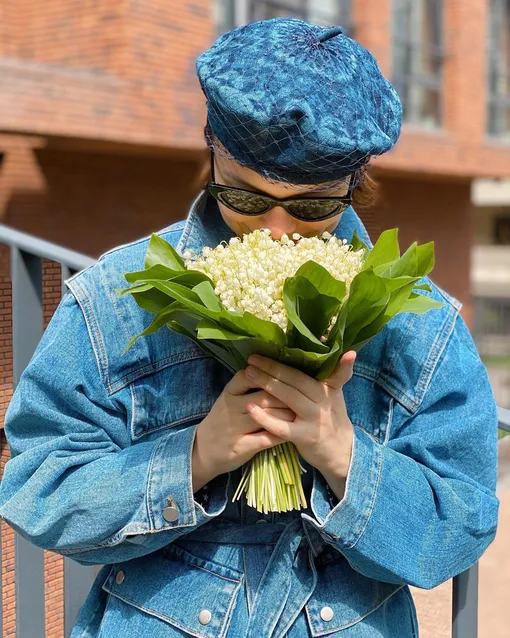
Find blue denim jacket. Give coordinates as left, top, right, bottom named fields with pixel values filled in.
left=0, top=190, right=500, bottom=638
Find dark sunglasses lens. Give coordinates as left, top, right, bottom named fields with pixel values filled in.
left=287, top=199, right=348, bottom=220
left=219, top=190, right=271, bottom=214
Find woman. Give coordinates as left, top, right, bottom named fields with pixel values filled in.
left=0, top=17, right=500, bottom=638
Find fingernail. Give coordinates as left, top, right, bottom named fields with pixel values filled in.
left=246, top=366, right=257, bottom=378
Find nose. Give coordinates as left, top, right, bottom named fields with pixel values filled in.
left=260, top=206, right=298, bottom=240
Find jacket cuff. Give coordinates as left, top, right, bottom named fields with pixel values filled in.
left=302, top=425, right=383, bottom=549
left=147, top=422, right=229, bottom=532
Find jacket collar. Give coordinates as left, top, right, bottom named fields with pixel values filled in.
left=177, top=189, right=374, bottom=255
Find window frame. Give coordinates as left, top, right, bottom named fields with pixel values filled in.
left=392, top=0, right=445, bottom=129
left=487, top=0, right=510, bottom=139
left=214, top=0, right=353, bottom=36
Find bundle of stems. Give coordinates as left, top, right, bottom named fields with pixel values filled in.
left=232, top=443, right=307, bottom=512
left=117, top=227, right=443, bottom=513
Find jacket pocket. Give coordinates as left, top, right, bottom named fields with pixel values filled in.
left=100, top=543, right=243, bottom=637
left=128, top=357, right=232, bottom=441
left=305, top=552, right=404, bottom=636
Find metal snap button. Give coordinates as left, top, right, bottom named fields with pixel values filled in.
left=198, top=609, right=212, bottom=625
left=320, top=606, right=334, bottom=622
left=255, top=519, right=268, bottom=524
left=162, top=497, right=179, bottom=522
left=115, top=570, right=125, bottom=585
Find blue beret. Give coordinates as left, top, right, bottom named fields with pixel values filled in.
left=196, top=17, right=402, bottom=185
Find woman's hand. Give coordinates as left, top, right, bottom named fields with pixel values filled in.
left=242, top=352, right=356, bottom=480
left=192, top=370, right=293, bottom=492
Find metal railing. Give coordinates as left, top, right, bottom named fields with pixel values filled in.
left=0, top=223, right=509, bottom=637
left=0, top=224, right=96, bottom=638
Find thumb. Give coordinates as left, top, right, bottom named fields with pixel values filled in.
left=323, top=350, right=356, bottom=391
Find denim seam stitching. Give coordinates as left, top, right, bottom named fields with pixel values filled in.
left=74, top=277, right=110, bottom=387
left=383, top=398, right=394, bottom=446
left=352, top=367, right=417, bottom=413
left=242, top=545, right=253, bottom=614
left=221, top=581, right=243, bottom=638
left=414, top=304, right=458, bottom=406
left=146, top=428, right=159, bottom=530
left=164, top=554, right=242, bottom=583
left=305, top=583, right=405, bottom=635
left=102, top=585, right=227, bottom=638
left=276, top=547, right=317, bottom=638
left=98, top=226, right=185, bottom=261
left=67, top=278, right=110, bottom=390
left=107, top=350, right=209, bottom=394
left=346, top=431, right=383, bottom=550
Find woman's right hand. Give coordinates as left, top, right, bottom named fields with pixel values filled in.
left=191, top=369, right=293, bottom=492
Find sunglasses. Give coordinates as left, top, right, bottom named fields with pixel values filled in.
left=207, top=151, right=354, bottom=222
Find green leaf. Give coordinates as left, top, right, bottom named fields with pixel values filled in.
left=335, top=269, right=388, bottom=350
left=363, top=228, right=400, bottom=271
left=167, top=319, right=239, bottom=374
left=144, top=234, right=185, bottom=271
left=350, top=230, right=370, bottom=254
left=124, top=264, right=183, bottom=284
left=122, top=287, right=175, bottom=314
left=121, top=302, right=180, bottom=354
left=400, top=292, right=444, bottom=314
left=415, top=242, right=435, bottom=276
left=282, top=262, right=346, bottom=353
left=349, top=282, right=416, bottom=348
left=167, top=271, right=213, bottom=287
left=293, top=261, right=346, bottom=301
left=283, top=276, right=331, bottom=353
left=219, top=310, right=286, bottom=345
left=413, top=282, right=432, bottom=292
left=192, top=281, right=222, bottom=311
left=382, top=242, right=418, bottom=278
left=196, top=319, right=250, bottom=341
left=115, top=282, right=153, bottom=298
left=379, top=275, right=422, bottom=293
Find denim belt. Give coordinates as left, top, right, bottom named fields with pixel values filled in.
left=184, top=515, right=328, bottom=638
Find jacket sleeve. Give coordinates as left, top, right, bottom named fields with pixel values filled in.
left=304, top=313, right=500, bottom=589
left=0, top=290, right=230, bottom=566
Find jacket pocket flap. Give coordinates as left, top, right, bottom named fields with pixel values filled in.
left=102, top=544, right=243, bottom=638
left=306, top=553, right=404, bottom=635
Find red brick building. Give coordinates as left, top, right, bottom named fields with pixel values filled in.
left=1, top=1, right=510, bottom=636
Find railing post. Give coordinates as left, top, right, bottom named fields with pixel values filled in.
left=11, top=246, right=46, bottom=638
left=452, top=563, right=479, bottom=638
left=64, top=557, right=98, bottom=637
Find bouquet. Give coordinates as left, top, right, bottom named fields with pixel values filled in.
left=115, top=228, right=443, bottom=513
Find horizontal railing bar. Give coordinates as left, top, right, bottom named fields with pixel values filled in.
left=499, top=407, right=510, bottom=432
left=0, top=223, right=94, bottom=271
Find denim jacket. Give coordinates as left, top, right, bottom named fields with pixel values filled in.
left=0, top=190, right=500, bottom=638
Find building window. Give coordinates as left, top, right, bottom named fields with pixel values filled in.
left=392, top=0, right=444, bottom=128
left=495, top=215, right=510, bottom=244
left=214, top=0, right=236, bottom=35
left=214, top=1, right=352, bottom=35
left=488, top=0, right=510, bottom=139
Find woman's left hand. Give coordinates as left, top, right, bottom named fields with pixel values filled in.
left=244, top=351, right=356, bottom=479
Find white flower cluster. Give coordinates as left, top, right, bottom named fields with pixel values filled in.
left=183, top=229, right=365, bottom=333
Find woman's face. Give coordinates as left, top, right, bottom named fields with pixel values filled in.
left=212, top=153, right=351, bottom=240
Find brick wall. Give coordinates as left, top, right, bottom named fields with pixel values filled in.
left=0, top=0, right=213, bottom=148
left=376, top=174, right=474, bottom=326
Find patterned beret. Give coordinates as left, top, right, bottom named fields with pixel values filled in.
left=196, top=17, right=402, bottom=186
